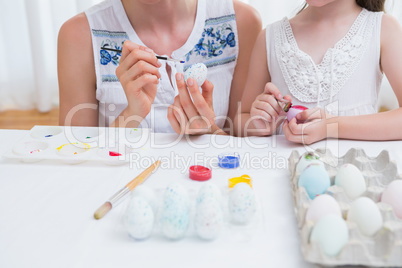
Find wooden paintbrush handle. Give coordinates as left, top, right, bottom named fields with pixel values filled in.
left=126, top=160, right=161, bottom=191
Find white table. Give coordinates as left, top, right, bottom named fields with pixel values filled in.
left=0, top=129, right=401, bottom=268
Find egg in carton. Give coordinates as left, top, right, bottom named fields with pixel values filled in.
left=288, top=148, right=402, bottom=267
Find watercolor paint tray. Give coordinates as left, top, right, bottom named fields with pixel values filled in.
left=3, top=125, right=150, bottom=165
left=288, top=148, right=402, bottom=267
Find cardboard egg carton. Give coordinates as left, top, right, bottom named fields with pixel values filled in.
left=288, top=148, right=402, bottom=267
left=4, top=125, right=149, bottom=165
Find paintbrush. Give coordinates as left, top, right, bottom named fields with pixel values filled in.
left=101, top=47, right=185, bottom=63
left=277, top=98, right=292, bottom=112
left=94, top=160, right=161, bottom=220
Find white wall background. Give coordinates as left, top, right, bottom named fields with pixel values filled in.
left=0, top=0, right=401, bottom=112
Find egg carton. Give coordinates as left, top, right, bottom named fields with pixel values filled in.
left=3, top=125, right=150, bottom=165
left=288, top=148, right=402, bottom=267
left=121, top=183, right=264, bottom=242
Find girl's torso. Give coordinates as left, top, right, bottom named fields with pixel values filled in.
left=266, top=8, right=384, bottom=117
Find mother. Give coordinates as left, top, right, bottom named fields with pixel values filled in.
left=58, top=0, right=261, bottom=134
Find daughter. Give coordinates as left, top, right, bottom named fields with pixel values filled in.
left=236, top=0, right=402, bottom=144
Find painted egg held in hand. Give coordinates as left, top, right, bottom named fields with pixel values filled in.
left=184, top=63, right=207, bottom=86
left=287, top=105, right=308, bottom=122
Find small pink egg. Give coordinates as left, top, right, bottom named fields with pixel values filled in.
left=287, top=105, right=308, bottom=122
left=381, top=180, right=402, bottom=219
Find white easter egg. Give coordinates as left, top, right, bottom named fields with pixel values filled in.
left=196, top=183, right=222, bottom=206
left=335, top=164, right=366, bottom=199
left=381, top=180, right=402, bottom=219
left=310, top=214, right=349, bottom=257
left=195, top=197, right=224, bottom=240
left=125, top=196, right=154, bottom=240
left=229, top=182, right=257, bottom=224
left=184, top=63, right=207, bottom=86
left=160, top=183, right=190, bottom=240
left=347, top=197, right=383, bottom=236
left=131, top=185, right=157, bottom=212
left=305, top=194, right=342, bottom=224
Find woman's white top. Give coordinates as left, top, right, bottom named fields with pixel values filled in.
left=85, top=0, right=238, bottom=132
left=266, top=9, right=384, bottom=116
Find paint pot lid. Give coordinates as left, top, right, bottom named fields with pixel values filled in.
left=189, top=165, right=212, bottom=181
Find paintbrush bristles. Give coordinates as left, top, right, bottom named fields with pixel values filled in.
left=94, top=202, right=112, bottom=220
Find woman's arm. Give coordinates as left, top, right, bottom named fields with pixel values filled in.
left=283, top=14, right=402, bottom=144
left=58, top=13, right=98, bottom=126
left=227, top=0, right=262, bottom=134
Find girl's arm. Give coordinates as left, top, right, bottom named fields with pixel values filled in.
left=283, top=14, right=402, bottom=144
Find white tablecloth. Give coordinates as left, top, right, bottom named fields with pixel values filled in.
left=0, top=129, right=401, bottom=268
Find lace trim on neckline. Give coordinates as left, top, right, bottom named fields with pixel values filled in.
left=275, top=9, right=376, bottom=103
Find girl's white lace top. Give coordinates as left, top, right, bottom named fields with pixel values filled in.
left=266, top=9, right=384, bottom=116
left=85, top=0, right=238, bottom=131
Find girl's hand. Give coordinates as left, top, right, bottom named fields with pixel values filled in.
left=115, top=40, right=162, bottom=120
left=167, top=73, right=222, bottom=135
left=250, top=82, right=291, bottom=131
left=282, top=107, right=336, bottom=145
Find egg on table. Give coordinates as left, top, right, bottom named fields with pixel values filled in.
left=131, top=185, right=157, bottom=212
left=310, top=214, right=349, bottom=257
left=305, top=194, right=342, bottom=224
left=124, top=196, right=155, bottom=240
left=347, top=197, right=383, bottom=236
left=229, top=182, right=257, bottom=224
left=298, top=163, right=331, bottom=200
left=335, top=164, right=366, bottom=199
left=195, top=197, right=224, bottom=240
left=196, top=183, right=222, bottom=206
left=160, top=183, right=190, bottom=240
left=381, top=180, right=402, bottom=219
left=184, top=63, right=207, bottom=86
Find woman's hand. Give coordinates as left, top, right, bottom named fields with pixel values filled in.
left=167, top=73, right=223, bottom=135
left=115, top=40, right=162, bottom=121
left=283, top=107, right=337, bottom=145
left=249, top=82, right=291, bottom=133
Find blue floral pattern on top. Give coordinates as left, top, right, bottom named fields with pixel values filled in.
left=100, top=39, right=125, bottom=66
left=185, top=23, right=236, bottom=62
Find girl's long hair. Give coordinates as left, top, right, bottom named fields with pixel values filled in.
left=298, top=0, right=386, bottom=14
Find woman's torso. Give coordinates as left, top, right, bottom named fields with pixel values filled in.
left=85, top=0, right=239, bottom=132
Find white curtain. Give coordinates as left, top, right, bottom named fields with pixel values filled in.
left=0, top=0, right=102, bottom=112
left=0, top=0, right=401, bottom=112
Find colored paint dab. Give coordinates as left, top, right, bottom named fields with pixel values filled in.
left=109, top=151, right=122, bottom=157
left=30, top=149, right=41, bottom=154
left=229, top=175, right=252, bottom=188
left=45, top=135, right=53, bottom=138
left=86, top=136, right=91, bottom=139
left=74, top=152, right=78, bottom=155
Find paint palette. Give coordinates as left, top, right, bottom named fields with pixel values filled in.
left=4, top=125, right=150, bottom=165
left=288, top=148, right=402, bottom=267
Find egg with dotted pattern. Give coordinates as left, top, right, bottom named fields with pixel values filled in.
left=229, top=182, right=257, bottom=224
left=184, top=63, right=207, bottom=86
left=160, top=183, right=190, bottom=240
left=124, top=196, right=154, bottom=240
